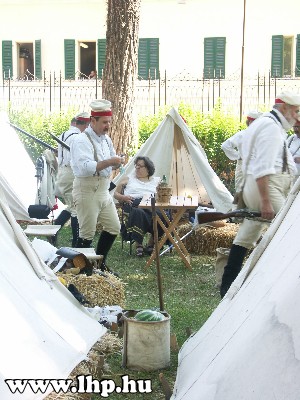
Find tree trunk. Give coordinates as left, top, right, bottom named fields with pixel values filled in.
left=102, top=0, right=141, bottom=157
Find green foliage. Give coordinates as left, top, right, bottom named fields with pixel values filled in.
left=138, top=106, right=169, bottom=146
left=8, top=103, right=242, bottom=192
left=9, top=107, right=77, bottom=161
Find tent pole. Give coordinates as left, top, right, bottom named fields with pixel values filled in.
left=151, top=196, right=165, bottom=311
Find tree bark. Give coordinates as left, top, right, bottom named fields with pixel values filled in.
left=102, top=0, right=141, bottom=157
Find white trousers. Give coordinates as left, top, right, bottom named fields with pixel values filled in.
left=233, top=173, right=293, bottom=249
left=73, top=176, right=120, bottom=241
left=55, top=166, right=76, bottom=216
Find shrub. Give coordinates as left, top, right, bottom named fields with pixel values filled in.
left=9, top=107, right=77, bottom=161
left=9, top=104, right=242, bottom=192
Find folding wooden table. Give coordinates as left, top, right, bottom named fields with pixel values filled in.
left=139, top=195, right=198, bottom=270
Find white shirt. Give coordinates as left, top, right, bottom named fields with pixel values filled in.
left=221, top=129, right=246, bottom=160
left=242, top=109, right=297, bottom=179
left=57, top=126, right=81, bottom=166
left=287, top=134, right=300, bottom=175
left=124, top=175, right=160, bottom=199
left=70, top=125, right=116, bottom=177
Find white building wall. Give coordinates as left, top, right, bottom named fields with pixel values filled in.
left=0, top=0, right=300, bottom=77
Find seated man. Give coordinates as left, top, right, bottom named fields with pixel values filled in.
left=114, top=156, right=162, bottom=257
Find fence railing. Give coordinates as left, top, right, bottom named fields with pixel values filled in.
left=2, top=71, right=300, bottom=117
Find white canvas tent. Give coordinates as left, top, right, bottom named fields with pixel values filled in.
left=0, top=185, right=105, bottom=400
left=0, top=112, right=36, bottom=220
left=113, top=107, right=233, bottom=213
left=171, top=178, right=300, bottom=400
left=0, top=112, right=64, bottom=220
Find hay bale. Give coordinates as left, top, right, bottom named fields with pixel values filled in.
left=57, top=273, right=125, bottom=308
left=177, top=223, right=239, bottom=256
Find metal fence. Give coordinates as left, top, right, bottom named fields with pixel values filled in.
left=2, top=71, right=300, bottom=117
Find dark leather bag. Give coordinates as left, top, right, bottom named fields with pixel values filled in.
left=28, top=204, right=51, bottom=219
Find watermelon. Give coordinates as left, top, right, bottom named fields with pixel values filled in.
left=134, top=309, right=165, bottom=322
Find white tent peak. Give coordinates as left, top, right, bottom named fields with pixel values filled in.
left=114, top=107, right=233, bottom=213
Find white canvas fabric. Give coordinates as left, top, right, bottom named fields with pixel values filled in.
left=113, top=108, right=233, bottom=213
left=0, top=112, right=36, bottom=220
left=0, top=112, right=66, bottom=220
left=0, top=172, right=30, bottom=221
left=0, top=185, right=105, bottom=399
left=171, top=177, right=300, bottom=400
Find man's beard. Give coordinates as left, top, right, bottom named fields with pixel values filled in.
left=285, top=108, right=297, bottom=126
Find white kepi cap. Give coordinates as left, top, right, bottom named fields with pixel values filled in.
left=246, top=110, right=263, bottom=121
left=75, top=112, right=90, bottom=122
left=275, top=91, right=300, bottom=106
left=89, top=99, right=112, bottom=117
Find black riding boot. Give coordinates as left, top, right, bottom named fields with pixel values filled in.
left=76, top=237, right=93, bottom=248
left=71, top=216, right=80, bottom=247
left=96, top=231, right=118, bottom=274
left=55, top=209, right=71, bottom=226
left=220, top=244, right=248, bottom=298
left=51, top=209, right=71, bottom=246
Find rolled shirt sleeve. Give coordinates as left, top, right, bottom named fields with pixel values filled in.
left=221, top=130, right=245, bottom=161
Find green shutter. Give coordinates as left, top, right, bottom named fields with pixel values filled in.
left=2, top=40, right=13, bottom=79
left=138, top=38, right=159, bottom=80
left=204, top=37, right=225, bottom=79
left=35, top=39, right=42, bottom=80
left=64, top=39, right=75, bottom=80
left=138, top=39, right=148, bottom=79
left=215, top=37, right=226, bottom=79
left=204, top=38, right=216, bottom=79
left=97, top=39, right=106, bottom=78
left=271, top=35, right=283, bottom=78
left=295, top=34, right=300, bottom=77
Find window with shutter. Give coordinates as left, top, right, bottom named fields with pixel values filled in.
left=35, top=39, right=42, bottom=80
left=97, top=39, right=106, bottom=78
left=64, top=39, right=75, bottom=80
left=204, top=37, right=226, bottom=79
left=138, top=38, right=159, bottom=80
left=2, top=40, right=13, bottom=79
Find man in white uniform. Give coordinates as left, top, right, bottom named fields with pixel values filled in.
left=221, top=111, right=262, bottom=193
left=220, top=91, right=300, bottom=298
left=70, top=100, right=125, bottom=272
left=287, top=119, right=300, bottom=182
left=53, top=112, right=90, bottom=246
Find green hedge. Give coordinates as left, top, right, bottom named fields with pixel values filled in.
left=8, top=104, right=243, bottom=193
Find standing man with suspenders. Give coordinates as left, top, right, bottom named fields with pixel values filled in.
left=70, top=100, right=125, bottom=273
left=53, top=112, right=90, bottom=246
left=220, top=92, right=300, bottom=298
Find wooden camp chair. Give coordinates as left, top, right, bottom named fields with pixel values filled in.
left=116, top=184, right=134, bottom=255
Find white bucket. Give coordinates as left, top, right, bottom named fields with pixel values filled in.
left=122, top=310, right=170, bottom=371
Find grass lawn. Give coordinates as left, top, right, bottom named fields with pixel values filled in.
left=54, top=226, right=221, bottom=399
